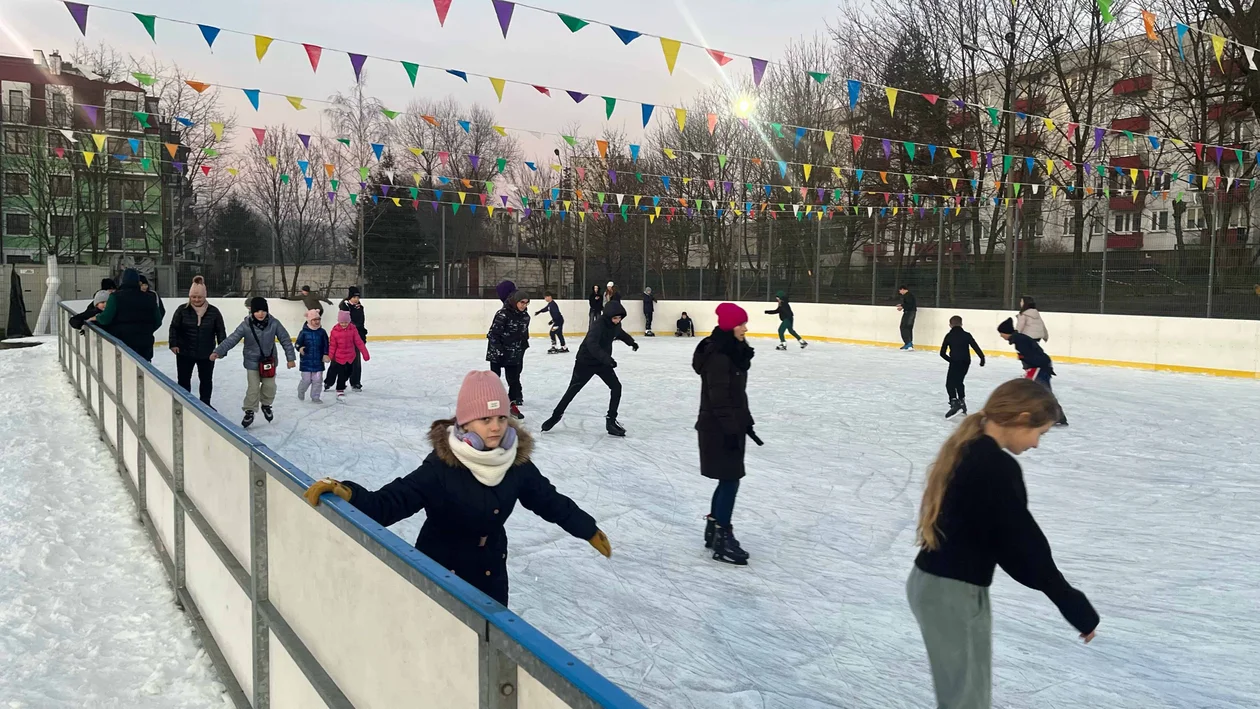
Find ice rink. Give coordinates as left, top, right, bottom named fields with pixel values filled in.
left=151, top=333, right=1260, bottom=708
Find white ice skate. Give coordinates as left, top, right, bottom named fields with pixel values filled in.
left=799, top=340, right=808, bottom=349
left=775, top=343, right=787, bottom=351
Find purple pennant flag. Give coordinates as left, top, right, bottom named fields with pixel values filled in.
left=566, top=90, right=588, bottom=103
left=64, top=2, right=89, bottom=35
left=381, top=185, right=391, bottom=196
left=609, top=169, right=617, bottom=185
left=431, top=201, right=439, bottom=212
left=723, top=181, right=733, bottom=193
left=172, top=161, right=185, bottom=172
left=523, top=208, right=532, bottom=218
left=492, top=0, right=515, bottom=38
left=469, top=155, right=480, bottom=170
left=359, top=182, right=367, bottom=191
left=687, top=208, right=694, bottom=218
left=985, top=153, right=994, bottom=169
left=817, top=188, right=825, bottom=201
left=952, top=98, right=966, bottom=110
left=1093, top=127, right=1104, bottom=152
left=349, top=53, right=367, bottom=82
left=881, top=139, right=891, bottom=160
left=298, top=133, right=311, bottom=149
left=328, top=192, right=336, bottom=202
left=82, top=105, right=98, bottom=125
left=751, top=58, right=768, bottom=87
left=501, top=195, right=508, bottom=206
left=1214, top=146, right=1223, bottom=163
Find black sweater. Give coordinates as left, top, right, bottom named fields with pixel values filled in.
left=765, top=300, right=793, bottom=321
left=940, top=327, right=985, bottom=365
left=1009, top=332, right=1052, bottom=371
left=900, top=292, right=917, bottom=312
left=534, top=300, right=564, bottom=326
left=915, top=435, right=1098, bottom=634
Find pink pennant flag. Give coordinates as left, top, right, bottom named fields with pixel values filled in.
left=576, top=167, right=586, bottom=180
left=304, top=44, right=322, bottom=72
left=708, top=49, right=732, bottom=66
left=706, top=113, right=717, bottom=134
left=348, top=53, right=367, bottom=81
left=433, top=0, right=453, bottom=26
left=922, top=93, right=939, bottom=105
left=533, top=85, right=551, bottom=96
left=439, top=151, right=449, bottom=165
left=252, top=127, right=266, bottom=145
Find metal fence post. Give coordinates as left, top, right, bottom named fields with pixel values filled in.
left=814, top=214, right=822, bottom=303
left=1100, top=198, right=1110, bottom=315
left=136, top=373, right=147, bottom=520
left=870, top=213, right=879, bottom=306
left=699, top=221, right=704, bottom=300
left=580, top=217, right=587, bottom=299
left=172, top=402, right=186, bottom=609
left=250, top=459, right=270, bottom=709
left=935, top=208, right=944, bottom=308
left=440, top=208, right=446, bottom=298
left=114, top=348, right=123, bottom=471
left=1207, top=201, right=1219, bottom=318
left=95, top=333, right=104, bottom=439
left=642, top=218, right=648, bottom=295
left=479, top=641, right=519, bottom=709
left=766, top=217, right=773, bottom=301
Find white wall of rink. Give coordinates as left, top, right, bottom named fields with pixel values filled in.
left=83, top=295, right=1258, bottom=379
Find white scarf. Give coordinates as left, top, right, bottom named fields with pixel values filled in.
left=446, top=427, right=517, bottom=487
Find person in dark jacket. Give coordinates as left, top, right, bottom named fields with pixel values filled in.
left=535, top=292, right=567, bottom=354
left=675, top=312, right=695, bottom=337
left=765, top=291, right=806, bottom=350
left=93, top=268, right=163, bottom=361
left=211, top=297, right=297, bottom=428
left=642, top=287, right=657, bottom=336
left=288, top=285, right=333, bottom=315
left=909, top=378, right=1097, bottom=709
left=897, top=285, right=918, bottom=350
left=168, top=276, right=226, bottom=407
left=487, top=290, right=531, bottom=419
left=325, top=286, right=367, bottom=392
left=70, top=279, right=115, bottom=332
left=939, top=315, right=985, bottom=419
left=695, top=303, right=761, bottom=566
left=587, top=285, right=603, bottom=324
left=998, top=317, right=1066, bottom=425
left=541, top=300, right=637, bottom=437
left=302, top=371, right=612, bottom=607
left=294, top=309, right=330, bottom=403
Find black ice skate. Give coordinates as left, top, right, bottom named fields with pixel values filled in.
left=241, top=410, right=255, bottom=428
left=559, top=346, right=569, bottom=353
left=799, top=340, right=808, bottom=349
left=1056, top=412, right=1069, bottom=426
left=547, top=346, right=559, bottom=354
left=704, top=515, right=716, bottom=549
left=945, top=398, right=966, bottom=419
left=261, top=405, right=274, bottom=422
left=351, top=385, right=363, bottom=392
left=775, top=343, right=787, bottom=351
left=710, top=524, right=748, bottom=565
left=510, top=403, right=524, bottom=421
left=645, top=330, right=655, bottom=337
left=541, top=414, right=561, bottom=432
left=606, top=416, right=626, bottom=437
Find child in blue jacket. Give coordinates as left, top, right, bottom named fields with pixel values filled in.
left=295, top=309, right=330, bottom=403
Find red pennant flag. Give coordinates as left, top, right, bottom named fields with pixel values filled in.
left=851, top=135, right=863, bottom=152
left=1066, top=122, right=1078, bottom=138
left=533, top=85, right=551, bottom=96
left=969, top=150, right=978, bottom=168
left=433, top=0, right=453, bottom=26
left=922, top=93, right=939, bottom=105
left=200, top=165, right=212, bottom=176
left=303, top=44, right=322, bottom=72
left=1193, top=142, right=1204, bottom=160
left=252, top=127, right=266, bottom=145
left=707, top=49, right=732, bottom=66
left=54, top=147, right=65, bottom=158
left=1062, top=160, right=1073, bottom=171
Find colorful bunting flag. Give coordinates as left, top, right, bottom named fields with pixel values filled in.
left=252, top=127, right=266, bottom=145
left=185, top=80, right=210, bottom=94
left=434, top=0, right=453, bottom=26
left=64, top=2, right=89, bottom=35
left=660, top=38, right=682, bottom=74
left=401, top=61, right=419, bottom=86
left=604, top=96, right=617, bottom=119
left=642, top=103, right=655, bottom=127
left=611, top=26, right=641, bottom=44
left=674, top=107, right=687, bottom=131
left=807, top=71, right=829, bottom=85
left=134, top=13, right=156, bottom=41
left=490, top=77, right=506, bottom=102
left=349, top=53, right=367, bottom=81
left=847, top=79, right=861, bottom=110
left=492, top=0, right=515, bottom=37
left=558, top=13, right=588, bottom=32
left=751, top=58, right=768, bottom=87
left=255, top=35, right=273, bottom=61
left=707, top=113, right=717, bottom=134
left=243, top=89, right=260, bottom=110
left=288, top=96, right=306, bottom=110
left=211, top=122, right=224, bottom=141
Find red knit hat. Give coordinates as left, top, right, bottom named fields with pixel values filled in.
left=456, top=370, right=510, bottom=425
left=715, top=302, right=748, bottom=330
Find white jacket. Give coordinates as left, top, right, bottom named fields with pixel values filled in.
left=1016, top=308, right=1049, bottom=341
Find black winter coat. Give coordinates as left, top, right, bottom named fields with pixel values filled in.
left=693, top=329, right=755, bottom=481
left=765, top=299, right=794, bottom=321
left=339, top=299, right=367, bottom=340
left=587, top=290, right=603, bottom=315
left=486, top=305, right=531, bottom=366
left=576, top=301, right=635, bottom=368
left=69, top=303, right=101, bottom=331
left=168, top=303, right=227, bottom=360
left=642, top=293, right=656, bottom=314
left=341, top=421, right=597, bottom=606
left=97, top=283, right=163, bottom=361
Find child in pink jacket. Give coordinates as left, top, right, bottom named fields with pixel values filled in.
left=328, top=310, right=370, bottom=398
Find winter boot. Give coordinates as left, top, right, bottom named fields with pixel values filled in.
left=945, top=398, right=964, bottom=419
left=541, top=414, right=561, bottom=432
left=261, top=405, right=274, bottom=423
left=510, top=403, right=524, bottom=421
left=799, top=340, right=808, bottom=349
left=775, top=343, right=788, bottom=351
left=704, top=515, right=716, bottom=549
left=606, top=416, right=626, bottom=437
left=710, top=524, right=748, bottom=566
left=241, top=410, right=255, bottom=428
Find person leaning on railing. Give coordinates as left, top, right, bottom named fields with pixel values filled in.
left=91, top=268, right=164, bottom=362
left=305, top=371, right=612, bottom=607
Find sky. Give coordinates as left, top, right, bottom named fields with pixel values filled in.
left=1, top=0, right=843, bottom=160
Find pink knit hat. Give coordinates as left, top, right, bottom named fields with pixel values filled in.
left=456, top=370, right=510, bottom=425
left=336, top=310, right=351, bottom=323
left=188, top=275, right=207, bottom=298
left=715, top=302, right=748, bottom=330
left=305, top=309, right=321, bottom=326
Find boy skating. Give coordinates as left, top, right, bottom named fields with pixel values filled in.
left=295, top=310, right=330, bottom=403
left=535, top=292, right=568, bottom=353
left=765, top=291, right=807, bottom=350
left=939, top=316, right=985, bottom=418
left=998, top=317, right=1067, bottom=425
left=897, top=285, right=917, bottom=350
left=642, top=287, right=657, bottom=336
left=541, top=301, right=638, bottom=437
left=210, top=297, right=297, bottom=428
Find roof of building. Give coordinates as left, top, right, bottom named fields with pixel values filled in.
left=0, top=54, right=142, bottom=93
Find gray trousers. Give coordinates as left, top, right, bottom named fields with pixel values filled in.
left=243, top=369, right=278, bottom=411
left=906, top=566, right=992, bottom=709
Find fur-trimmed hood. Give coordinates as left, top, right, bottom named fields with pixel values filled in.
left=428, top=418, right=534, bottom=468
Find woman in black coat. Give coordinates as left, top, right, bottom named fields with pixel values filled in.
left=587, top=285, right=603, bottom=324
left=693, top=303, right=757, bottom=565
left=304, top=371, right=610, bottom=606
left=93, top=268, right=163, bottom=361
left=168, top=276, right=226, bottom=406
left=486, top=290, right=531, bottom=418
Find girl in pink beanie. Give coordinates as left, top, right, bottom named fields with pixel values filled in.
left=327, top=309, right=369, bottom=398
left=304, top=370, right=611, bottom=606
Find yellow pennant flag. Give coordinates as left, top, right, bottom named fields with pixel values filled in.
left=832, top=167, right=842, bottom=179
left=1045, top=159, right=1054, bottom=175
left=413, top=173, right=422, bottom=186
left=267, top=156, right=278, bottom=167
left=1212, top=35, right=1227, bottom=71
left=287, top=96, right=306, bottom=110
left=458, top=192, right=467, bottom=204
left=950, top=177, right=958, bottom=190
left=1043, top=117, right=1055, bottom=132
left=675, top=107, right=687, bottom=132
left=409, top=147, right=424, bottom=157
left=824, top=131, right=834, bottom=152
left=1171, top=138, right=1185, bottom=147
left=487, top=206, right=496, bottom=218
left=663, top=148, right=677, bottom=159
left=550, top=163, right=561, bottom=172
left=578, top=211, right=586, bottom=222
left=891, top=206, right=899, bottom=216
left=682, top=177, right=691, bottom=185
left=493, top=126, right=507, bottom=137
left=563, top=200, right=572, bottom=211
left=1051, top=185, right=1058, bottom=197
left=92, top=134, right=106, bottom=150
left=948, top=147, right=960, bottom=158
left=660, top=38, right=682, bottom=75
left=391, top=197, right=401, bottom=207
left=885, top=87, right=898, bottom=115
left=804, top=204, right=813, bottom=214
left=655, top=206, right=662, bottom=217
left=211, top=122, right=224, bottom=141
left=782, top=184, right=792, bottom=193
left=530, top=185, right=540, bottom=194
left=255, top=35, right=273, bottom=61
left=803, top=164, right=813, bottom=181
left=1129, top=168, right=1138, bottom=183
left=489, top=77, right=506, bottom=102
left=634, top=195, right=642, bottom=207
left=648, top=214, right=656, bottom=224
left=227, top=168, right=238, bottom=177
left=83, top=151, right=95, bottom=167
left=1201, top=175, right=1209, bottom=189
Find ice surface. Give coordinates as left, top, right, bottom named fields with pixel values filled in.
left=0, top=338, right=229, bottom=708
left=152, top=333, right=1260, bottom=708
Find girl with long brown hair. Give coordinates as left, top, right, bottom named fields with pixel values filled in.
left=908, top=378, right=1099, bottom=709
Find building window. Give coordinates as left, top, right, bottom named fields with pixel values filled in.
left=49, top=90, right=71, bottom=127
left=1182, top=207, right=1208, bottom=231
left=108, top=97, right=139, bottom=131
left=47, top=131, right=71, bottom=157
left=1150, top=210, right=1169, bottom=232
left=106, top=137, right=128, bottom=155
left=4, top=89, right=26, bottom=122
left=107, top=213, right=146, bottom=248
left=5, top=213, right=31, bottom=235
left=1227, top=207, right=1248, bottom=229
left=4, top=128, right=30, bottom=155
left=4, top=172, right=30, bottom=195
left=50, top=174, right=73, bottom=197
left=108, top=178, right=145, bottom=208
left=50, top=215, right=75, bottom=237
left=1113, top=212, right=1140, bottom=232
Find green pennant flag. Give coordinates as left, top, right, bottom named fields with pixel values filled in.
left=1013, top=182, right=1021, bottom=196
left=903, top=141, right=915, bottom=160
left=987, top=107, right=1000, bottom=126
left=770, top=123, right=784, bottom=138
left=544, top=209, right=552, bottom=219
left=382, top=108, right=401, bottom=120
left=904, top=173, right=912, bottom=187
left=1123, top=130, right=1134, bottom=142
left=778, top=203, right=785, bottom=211
left=597, top=192, right=605, bottom=204
left=636, top=172, right=643, bottom=182
left=402, top=61, right=419, bottom=86
left=496, top=157, right=507, bottom=173
left=1103, top=186, right=1110, bottom=197
left=807, top=71, right=830, bottom=85
left=204, top=148, right=219, bottom=157
left=912, top=194, right=921, bottom=205
left=833, top=189, right=843, bottom=202
left=140, top=158, right=152, bottom=171
left=133, top=111, right=150, bottom=128
left=280, top=173, right=290, bottom=184
left=1002, top=155, right=1012, bottom=174
left=745, top=182, right=753, bottom=191
left=338, top=138, right=351, bottom=147
left=558, top=13, right=588, bottom=32
left=1096, top=164, right=1106, bottom=177
left=330, top=179, right=340, bottom=191
left=621, top=204, right=629, bottom=217
left=563, top=135, right=577, bottom=147
left=1175, top=191, right=1184, bottom=202
left=1097, top=0, right=1116, bottom=22
left=718, top=155, right=728, bottom=169
left=795, top=209, right=804, bottom=221
left=604, top=96, right=617, bottom=119
left=349, top=194, right=358, bottom=205
left=132, top=72, right=155, bottom=86
left=520, top=196, right=529, bottom=207
left=359, top=167, right=369, bottom=181
left=485, top=181, right=494, bottom=194
left=1236, top=149, right=1245, bottom=165
left=409, top=187, right=419, bottom=199
left=134, top=13, right=156, bottom=40
left=452, top=203, right=461, bottom=214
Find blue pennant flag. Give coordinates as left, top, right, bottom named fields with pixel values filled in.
left=610, top=26, right=641, bottom=44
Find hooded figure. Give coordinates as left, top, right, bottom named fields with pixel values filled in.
left=487, top=290, right=531, bottom=415
left=94, top=268, right=164, bottom=361
left=542, top=300, right=638, bottom=437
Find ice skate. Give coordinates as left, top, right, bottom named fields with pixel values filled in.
left=311, top=398, right=325, bottom=404
left=1056, top=412, right=1069, bottom=426
left=899, top=343, right=912, bottom=351
left=799, top=340, right=808, bottom=349
left=945, top=398, right=965, bottom=419
left=510, top=403, right=524, bottom=421
left=645, top=330, right=655, bottom=337
left=351, top=385, right=363, bottom=393
left=710, top=525, right=748, bottom=565
left=775, top=343, right=787, bottom=351
left=547, top=346, right=559, bottom=354
left=704, top=515, right=716, bottom=549
left=337, top=391, right=346, bottom=401
left=241, top=410, right=255, bottom=428
left=559, top=346, right=569, bottom=353
left=261, top=405, right=274, bottom=422
left=606, top=416, right=626, bottom=437
left=541, top=414, right=561, bottom=432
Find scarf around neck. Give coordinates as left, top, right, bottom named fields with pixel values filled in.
left=446, top=426, right=517, bottom=487
left=190, top=300, right=209, bottom=325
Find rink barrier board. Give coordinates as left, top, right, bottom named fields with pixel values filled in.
left=56, top=302, right=646, bottom=709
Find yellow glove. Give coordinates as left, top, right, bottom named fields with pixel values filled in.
left=588, top=529, right=612, bottom=558
left=304, top=478, right=352, bottom=507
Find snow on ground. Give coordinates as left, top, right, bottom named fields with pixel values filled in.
left=153, top=332, right=1260, bottom=708
left=0, top=338, right=229, bottom=708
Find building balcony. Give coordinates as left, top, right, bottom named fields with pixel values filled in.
left=1203, top=187, right=1250, bottom=205
left=917, top=241, right=965, bottom=256
left=947, top=113, right=976, bottom=128
left=1112, top=75, right=1153, bottom=96
left=1110, top=115, right=1150, bottom=132
left=1201, top=227, right=1248, bottom=244
left=1107, top=232, right=1143, bottom=249
left=1210, top=60, right=1244, bottom=78
left=1110, top=194, right=1145, bottom=210
left=1207, top=101, right=1248, bottom=120
left=1013, top=131, right=1041, bottom=148
left=1012, top=96, right=1047, bottom=113
left=2, top=105, right=28, bottom=123
left=1110, top=154, right=1146, bottom=169
left=1219, top=143, right=1245, bottom=164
